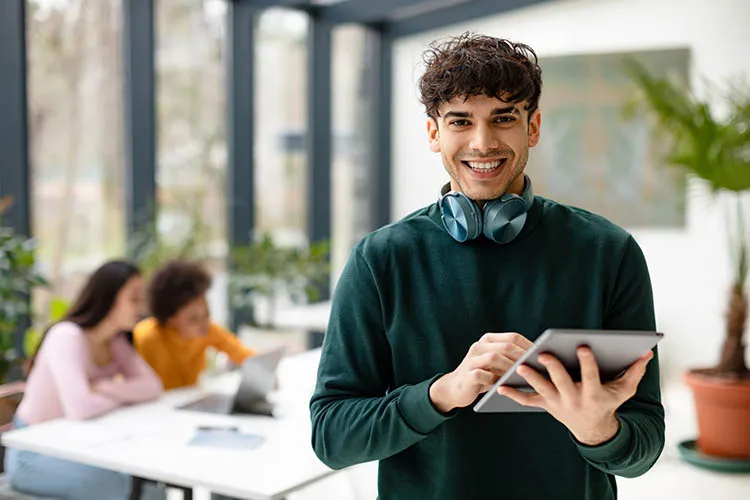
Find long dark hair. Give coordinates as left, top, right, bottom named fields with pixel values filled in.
left=26, top=260, right=141, bottom=375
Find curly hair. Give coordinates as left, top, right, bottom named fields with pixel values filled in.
left=148, top=260, right=212, bottom=325
left=418, top=32, right=543, bottom=120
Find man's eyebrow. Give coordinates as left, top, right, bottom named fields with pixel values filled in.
left=491, top=106, right=519, bottom=115
left=442, top=106, right=519, bottom=120
left=443, top=111, right=471, bottom=119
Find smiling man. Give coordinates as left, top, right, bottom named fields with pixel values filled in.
left=310, top=33, right=665, bottom=500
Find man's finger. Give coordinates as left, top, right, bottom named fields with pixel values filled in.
left=613, top=351, right=652, bottom=394
left=497, top=386, right=545, bottom=409
left=480, top=332, right=534, bottom=350
left=517, top=364, right=557, bottom=400
left=538, top=354, right=576, bottom=397
left=578, top=347, right=602, bottom=391
left=471, top=341, right=527, bottom=360
left=467, top=368, right=500, bottom=393
left=471, top=351, right=518, bottom=376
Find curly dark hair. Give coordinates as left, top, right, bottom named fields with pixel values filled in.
left=418, top=32, right=543, bottom=120
left=148, top=260, right=212, bottom=325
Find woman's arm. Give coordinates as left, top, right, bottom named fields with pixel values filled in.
left=44, top=323, right=121, bottom=420
left=93, top=334, right=163, bottom=403
left=208, top=323, right=254, bottom=365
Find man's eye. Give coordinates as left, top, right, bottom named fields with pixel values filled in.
left=450, top=120, right=469, bottom=127
left=496, top=116, right=516, bottom=123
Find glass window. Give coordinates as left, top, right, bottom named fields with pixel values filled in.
left=331, top=25, right=371, bottom=282
left=255, top=8, right=309, bottom=247
left=156, top=0, right=228, bottom=322
left=27, top=0, right=126, bottom=313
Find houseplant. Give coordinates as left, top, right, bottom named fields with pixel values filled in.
left=228, top=232, right=329, bottom=329
left=625, top=61, right=750, bottom=460
left=0, top=196, right=49, bottom=383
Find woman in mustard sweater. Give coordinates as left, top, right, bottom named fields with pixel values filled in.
left=133, top=260, right=255, bottom=390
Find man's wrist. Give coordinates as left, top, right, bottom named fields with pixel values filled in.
left=429, top=375, right=455, bottom=414
left=572, top=413, right=620, bottom=446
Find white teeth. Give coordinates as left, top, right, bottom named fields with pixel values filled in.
left=466, top=160, right=504, bottom=171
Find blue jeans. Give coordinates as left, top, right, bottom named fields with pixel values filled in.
left=4, top=416, right=133, bottom=500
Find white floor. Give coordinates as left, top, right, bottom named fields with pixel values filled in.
left=617, top=384, right=750, bottom=500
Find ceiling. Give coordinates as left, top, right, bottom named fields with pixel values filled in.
left=240, top=0, right=550, bottom=37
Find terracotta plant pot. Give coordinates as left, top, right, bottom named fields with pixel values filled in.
left=683, top=370, right=750, bottom=459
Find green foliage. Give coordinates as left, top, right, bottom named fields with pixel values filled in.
left=228, top=233, right=330, bottom=328
left=0, top=198, right=49, bottom=382
left=623, top=60, right=750, bottom=193
left=24, top=296, right=70, bottom=358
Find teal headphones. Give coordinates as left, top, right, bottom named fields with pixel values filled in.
left=437, top=175, right=534, bottom=244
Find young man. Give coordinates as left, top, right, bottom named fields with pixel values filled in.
left=310, top=33, right=664, bottom=500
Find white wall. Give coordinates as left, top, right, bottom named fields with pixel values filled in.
left=391, top=0, right=750, bottom=382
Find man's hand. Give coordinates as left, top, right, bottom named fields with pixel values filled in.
left=498, top=347, right=653, bottom=445
left=430, top=333, right=533, bottom=413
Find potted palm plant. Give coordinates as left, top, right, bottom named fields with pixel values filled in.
left=625, top=61, right=750, bottom=461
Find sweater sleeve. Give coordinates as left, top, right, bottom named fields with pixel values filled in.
left=208, top=323, right=254, bottom=365
left=310, top=249, right=455, bottom=470
left=573, top=236, right=665, bottom=478
left=93, top=334, right=163, bottom=403
left=44, top=323, right=121, bottom=420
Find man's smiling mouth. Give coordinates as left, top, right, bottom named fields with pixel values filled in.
left=462, top=158, right=508, bottom=172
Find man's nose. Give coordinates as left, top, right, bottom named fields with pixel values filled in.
left=469, top=123, right=498, bottom=152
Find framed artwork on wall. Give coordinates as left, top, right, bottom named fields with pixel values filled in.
left=530, top=48, right=690, bottom=228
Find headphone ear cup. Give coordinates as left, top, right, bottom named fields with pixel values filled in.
left=439, top=193, right=482, bottom=242
left=482, top=195, right=529, bottom=244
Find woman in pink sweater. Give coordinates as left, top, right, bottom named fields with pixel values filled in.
left=5, top=260, right=163, bottom=500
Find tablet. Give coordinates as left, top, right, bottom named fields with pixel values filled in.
left=472, top=328, right=663, bottom=413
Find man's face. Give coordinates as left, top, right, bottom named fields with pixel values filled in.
left=427, top=94, right=541, bottom=203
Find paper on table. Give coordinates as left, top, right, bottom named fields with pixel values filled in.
left=188, top=428, right=265, bottom=451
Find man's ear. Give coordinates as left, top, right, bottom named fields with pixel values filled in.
left=528, top=109, right=541, bottom=148
left=427, top=118, right=441, bottom=153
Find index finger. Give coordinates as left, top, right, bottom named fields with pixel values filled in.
left=481, top=332, right=533, bottom=350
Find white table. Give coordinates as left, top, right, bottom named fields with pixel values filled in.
left=273, top=302, right=331, bottom=333
left=2, top=349, right=334, bottom=500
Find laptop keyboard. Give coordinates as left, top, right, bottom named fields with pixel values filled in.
left=183, top=393, right=232, bottom=411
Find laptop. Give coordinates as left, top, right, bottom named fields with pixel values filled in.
left=177, top=347, right=286, bottom=417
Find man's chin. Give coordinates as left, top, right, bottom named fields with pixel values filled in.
left=462, top=174, right=524, bottom=201
left=462, top=184, right=510, bottom=202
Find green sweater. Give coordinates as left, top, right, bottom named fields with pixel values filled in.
left=310, top=195, right=665, bottom=500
